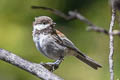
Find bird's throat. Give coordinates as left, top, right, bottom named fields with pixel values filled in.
left=33, top=24, right=53, bottom=35
left=33, top=24, right=50, bottom=30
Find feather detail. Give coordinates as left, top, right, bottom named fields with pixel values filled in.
left=56, top=30, right=65, bottom=37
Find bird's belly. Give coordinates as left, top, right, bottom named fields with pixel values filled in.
left=36, top=36, right=68, bottom=60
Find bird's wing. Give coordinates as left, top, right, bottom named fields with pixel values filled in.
left=52, top=29, right=102, bottom=69
left=52, top=29, right=86, bottom=57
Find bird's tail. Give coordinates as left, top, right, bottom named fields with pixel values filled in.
left=75, top=53, right=102, bottom=70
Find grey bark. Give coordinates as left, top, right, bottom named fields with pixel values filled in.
left=109, top=8, right=116, bottom=80
left=0, top=48, right=63, bottom=80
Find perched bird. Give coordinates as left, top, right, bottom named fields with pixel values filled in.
left=32, top=16, right=102, bottom=71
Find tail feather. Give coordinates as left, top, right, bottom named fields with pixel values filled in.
left=76, top=55, right=102, bottom=70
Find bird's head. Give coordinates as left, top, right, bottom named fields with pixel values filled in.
left=33, top=16, right=56, bottom=30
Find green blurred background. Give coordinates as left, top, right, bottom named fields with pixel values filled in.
left=0, top=0, right=120, bottom=80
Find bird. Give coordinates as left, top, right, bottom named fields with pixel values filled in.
left=32, top=16, right=102, bottom=71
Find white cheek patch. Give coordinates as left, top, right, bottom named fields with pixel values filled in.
left=33, top=24, right=50, bottom=30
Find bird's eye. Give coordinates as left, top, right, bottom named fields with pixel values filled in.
left=43, top=22, right=46, bottom=25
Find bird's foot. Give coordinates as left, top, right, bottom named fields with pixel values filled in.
left=40, top=60, right=63, bottom=72
left=40, top=62, right=59, bottom=72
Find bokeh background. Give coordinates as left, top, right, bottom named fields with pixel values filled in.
left=0, top=0, right=120, bottom=80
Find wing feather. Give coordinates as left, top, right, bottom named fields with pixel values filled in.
left=52, top=29, right=86, bottom=57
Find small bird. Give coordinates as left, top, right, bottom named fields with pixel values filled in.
left=32, top=16, right=102, bottom=71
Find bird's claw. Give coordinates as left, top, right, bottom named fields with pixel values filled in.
left=40, top=62, right=59, bottom=72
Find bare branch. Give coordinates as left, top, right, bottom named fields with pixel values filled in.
left=32, top=6, right=74, bottom=20
left=31, top=6, right=120, bottom=36
left=0, top=48, right=63, bottom=80
left=31, top=6, right=109, bottom=34
left=109, top=8, right=116, bottom=80
left=87, top=26, right=109, bottom=35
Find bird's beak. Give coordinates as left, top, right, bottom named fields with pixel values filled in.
left=51, top=22, right=56, bottom=27
left=53, top=22, right=56, bottom=26
left=53, top=22, right=56, bottom=25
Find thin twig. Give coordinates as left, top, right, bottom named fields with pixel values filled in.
left=31, top=6, right=120, bottom=36
left=109, top=8, right=116, bottom=80
left=32, top=6, right=109, bottom=34
left=32, top=6, right=74, bottom=20
left=0, top=48, right=63, bottom=80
